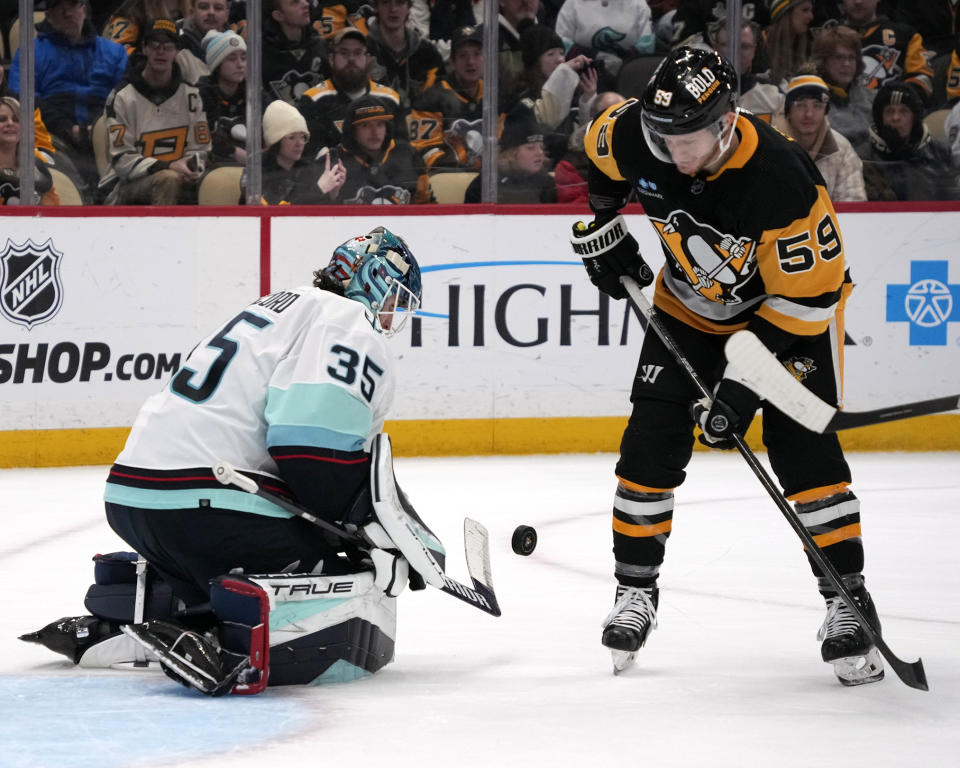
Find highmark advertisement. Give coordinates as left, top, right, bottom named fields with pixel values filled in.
left=0, top=210, right=957, bottom=462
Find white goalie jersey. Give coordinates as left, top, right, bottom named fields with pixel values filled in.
left=104, top=286, right=395, bottom=519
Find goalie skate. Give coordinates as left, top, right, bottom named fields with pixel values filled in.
left=818, top=588, right=885, bottom=687
left=602, top=585, right=659, bottom=674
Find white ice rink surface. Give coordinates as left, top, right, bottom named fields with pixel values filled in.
left=2, top=451, right=958, bottom=768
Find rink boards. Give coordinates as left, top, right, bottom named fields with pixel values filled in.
left=0, top=204, right=958, bottom=465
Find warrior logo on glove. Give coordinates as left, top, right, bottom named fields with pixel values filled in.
left=651, top=210, right=757, bottom=305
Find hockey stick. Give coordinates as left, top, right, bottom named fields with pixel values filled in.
left=212, top=462, right=502, bottom=617
left=620, top=276, right=928, bottom=691
left=726, top=330, right=960, bottom=433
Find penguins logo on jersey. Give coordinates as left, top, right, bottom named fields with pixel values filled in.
left=784, top=356, right=817, bottom=381
left=859, top=45, right=901, bottom=90
left=650, top=210, right=757, bottom=304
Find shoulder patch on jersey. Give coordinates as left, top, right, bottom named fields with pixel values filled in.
left=585, top=99, right=636, bottom=182
left=368, top=82, right=401, bottom=104
left=303, top=80, right=336, bottom=101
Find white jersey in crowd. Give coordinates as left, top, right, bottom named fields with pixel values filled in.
left=104, top=286, right=395, bottom=518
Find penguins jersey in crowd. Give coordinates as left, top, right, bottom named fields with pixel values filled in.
left=104, top=286, right=395, bottom=522
left=585, top=102, right=848, bottom=347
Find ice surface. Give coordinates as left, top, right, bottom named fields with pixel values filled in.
left=2, top=452, right=958, bottom=768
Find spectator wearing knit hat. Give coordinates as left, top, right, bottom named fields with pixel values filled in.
left=197, top=29, right=248, bottom=168
left=761, top=0, right=815, bottom=87
left=337, top=95, right=434, bottom=204
left=862, top=81, right=959, bottom=200
left=464, top=101, right=557, bottom=203
left=175, top=0, right=231, bottom=83
left=773, top=74, right=866, bottom=200
left=259, top=100, right=348, bottom=204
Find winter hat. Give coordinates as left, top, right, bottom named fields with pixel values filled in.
left=262, top=100, right=309, bottom=148
left=500, top=102, right=543, bottom=150
left=203, top=29, right=246, bottom=73
left=520, top=24, right=564, bottom=69
left=872, top=81, right=924, bottom=146
left=784, top=74, right=830, bottom=114
left=767, top=0, right=806, bottom=22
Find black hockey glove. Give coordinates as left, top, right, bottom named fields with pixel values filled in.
left=692, top=377, right=760, bottom=451
left=571, top=215, right=654, bottom=300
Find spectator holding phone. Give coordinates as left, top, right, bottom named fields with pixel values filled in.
left=259, top=99, right=347, bottom=204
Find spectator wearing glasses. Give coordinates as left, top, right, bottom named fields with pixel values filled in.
left=813, top=24, right=875, bottom=155
left=297, top=26, right=405, bottom=156
left=99, top=19, right=211, bottom=204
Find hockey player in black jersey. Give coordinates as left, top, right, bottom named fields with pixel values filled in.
left=571, top=46, right=884, bottom=685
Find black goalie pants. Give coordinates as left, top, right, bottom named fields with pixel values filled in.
left=610, top=309, right=863, bottom=589
left=105, top=502, right=340, bottom=608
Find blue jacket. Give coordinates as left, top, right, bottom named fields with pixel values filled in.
left=10, top=19, right=128, bottom=135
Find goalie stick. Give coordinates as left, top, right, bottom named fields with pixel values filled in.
left=620, top=276, right=928, bottom=691
left=212, top=461, right=502, bottom=617
left=725, top=330, right=960, bottom=433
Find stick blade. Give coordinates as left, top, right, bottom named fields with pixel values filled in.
left=725, top=331, right=836, bottom=433
left=462, top=518, right=501, bottom=617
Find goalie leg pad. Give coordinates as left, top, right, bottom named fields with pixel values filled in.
left=369, top=433, right=447, bottom=588
left=242, top=571, right=397, bottom=686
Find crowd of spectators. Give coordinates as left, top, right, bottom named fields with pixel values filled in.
left=1, top=0, right=960, bottom=205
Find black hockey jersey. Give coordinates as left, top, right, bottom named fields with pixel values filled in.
left=585, top=103, right=847, bottom=342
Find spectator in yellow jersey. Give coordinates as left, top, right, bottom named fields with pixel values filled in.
left=408, top=25, right=483, bottom=170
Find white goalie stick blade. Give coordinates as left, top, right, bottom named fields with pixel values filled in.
left=724, top=330, right=836, bottom=433
left=460, top=518, right=501, bottom=617
left=725, top=331, right=960, bottom=433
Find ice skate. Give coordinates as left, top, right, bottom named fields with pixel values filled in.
left=818, top=587, right=884, bottom=687
left=601, top=584, right=659, bottom=674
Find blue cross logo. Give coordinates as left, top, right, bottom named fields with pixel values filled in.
left=886, top=260, right=960, bottom=345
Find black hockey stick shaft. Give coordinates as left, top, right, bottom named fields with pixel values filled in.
left=620, top=277, right=928, bottom=691
left=212, top=462, right=501, bottom=617
left=826, top=395, right=960, bottom=431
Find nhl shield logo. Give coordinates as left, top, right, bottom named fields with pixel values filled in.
left=0, top=238, right=64, bottom=329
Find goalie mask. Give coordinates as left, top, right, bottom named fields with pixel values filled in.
left=321, top=227, right=422, bottom=336
left=640, top=46, right=739, bottom=170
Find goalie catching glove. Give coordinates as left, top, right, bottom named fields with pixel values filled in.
left=571, top=215, right=654, bottom=299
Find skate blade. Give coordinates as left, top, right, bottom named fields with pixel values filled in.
left=611, top=650, right=636, bottom=675
left=830, top=647, right=885, bottom=687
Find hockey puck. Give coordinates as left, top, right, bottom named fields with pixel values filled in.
left=511, top=525, right=537, bottom=556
